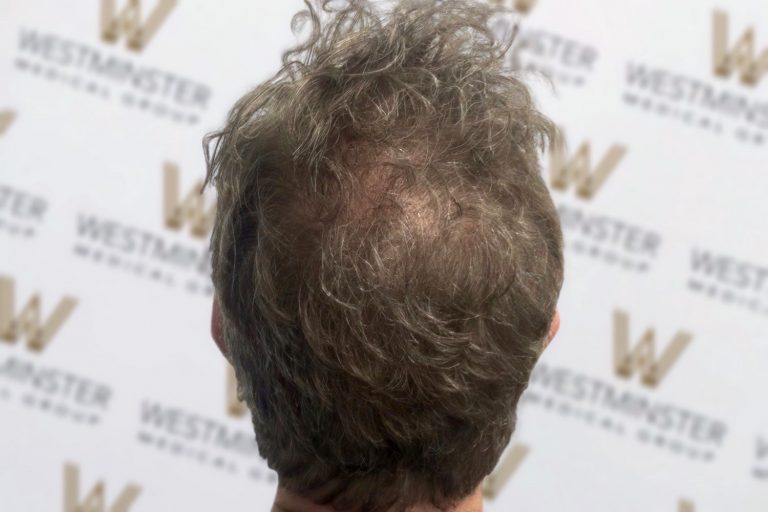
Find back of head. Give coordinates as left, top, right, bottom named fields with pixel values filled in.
left=203, top=0, right=564, bottom=510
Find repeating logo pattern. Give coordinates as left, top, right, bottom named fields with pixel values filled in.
left=712, top=10, right=768, bottom=87
left=491, top=0, right=537, bottom=14
left=100, top=0, right=177, bottom=52
left=163, top=162, right=216, bottom=239
left=63, top=463, right=141, bottom=512
left=0, top=110, right=16, bottom=136
left=0, top=277, right=78, bottom=353
left=612, top=309, right=692, bottom=389
left=1, top=1, right=765, bottom=510
left=549, top=135, right=627, bottom=200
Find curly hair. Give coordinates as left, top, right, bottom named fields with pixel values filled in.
left=203, top=1, right=563, bottom=510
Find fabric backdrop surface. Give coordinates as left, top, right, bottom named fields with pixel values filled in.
left=0, top=1, right=766, bottom=510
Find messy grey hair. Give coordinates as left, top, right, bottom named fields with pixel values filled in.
left=203, top=0, right=563, bottom=510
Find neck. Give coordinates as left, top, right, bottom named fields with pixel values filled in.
left=271, top=484, right=484, bottom=512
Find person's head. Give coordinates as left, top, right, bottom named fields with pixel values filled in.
left=203, top=0, right=563, bottom=510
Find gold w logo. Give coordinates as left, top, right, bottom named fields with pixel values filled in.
left=163, top=162, right=215, bottom=238
left=100, top=0, right=177, bottom=52
left=713, top=10, right=768, bottom=87
left=63, top=463, right=140, bottom=512
left=227, top=362, right=247, bottom=418
left=613, top=309, right=692, bottom=388
left=490, top=0, right=537, bottom=14
left=550, top=136, right=627, bottom=200
left=482, top=444, right=529, bottom=499
left=0, top=276, right=77, bottom=352
left=0, top=110, right=16, bottom=136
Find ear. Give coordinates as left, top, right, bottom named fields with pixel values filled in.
left=542, top=308, right=560, bottom=350
left=211, top=296, right=228, bottom=359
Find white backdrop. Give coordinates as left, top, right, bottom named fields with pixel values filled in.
left=0, top=1, right=766, bottom=510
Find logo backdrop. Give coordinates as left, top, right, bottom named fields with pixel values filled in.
left=0, top=1, right=766, bottom=510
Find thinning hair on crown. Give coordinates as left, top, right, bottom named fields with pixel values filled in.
left=203, top=1, right=564, bottom=510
